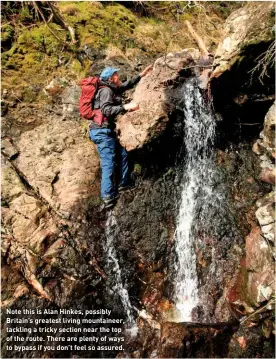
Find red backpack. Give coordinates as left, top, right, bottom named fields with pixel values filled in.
left=79, top=77, right=107, bottom=125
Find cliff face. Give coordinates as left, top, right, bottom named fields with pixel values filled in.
left=1, top=2, right=275, bottom=358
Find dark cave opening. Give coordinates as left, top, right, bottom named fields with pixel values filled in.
left=211, top=41, right=275, bottom=146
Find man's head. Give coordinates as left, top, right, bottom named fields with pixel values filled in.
left=100, top=67, right=121, bottom=86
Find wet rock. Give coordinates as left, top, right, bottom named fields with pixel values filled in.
left=226, top=223, right=274, bottom=313
left=116, top=49, right=200, bottom=151
left=228, top=325, right=275, bottom=358
left=158, top=322, right=187, bottom=357
left=157, top=322, right=236, bottom=358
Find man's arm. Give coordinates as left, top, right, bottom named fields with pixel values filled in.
left=117, top=64, right=154, bottom=94
left=116, top=75, right=141, bottom=94
left=99, top=88, right=138, bottom=116
left=99, top=87, right=125, bottom=117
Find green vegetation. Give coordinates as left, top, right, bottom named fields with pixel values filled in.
left=1, top=1, right=243, bottom=103
left=59, top=2, right=137, bottom=48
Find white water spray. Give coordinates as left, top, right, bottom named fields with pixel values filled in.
left=105, top=212, right=138, bottom=337
left=173, top=79, right=216, bottom=321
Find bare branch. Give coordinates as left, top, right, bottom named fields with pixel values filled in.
left=185, top=20, right=209, bottom=56
left=47, top=2, right=76, bottom=44
left=249, top=41, right=276, bottom=84
left=31, top=1, right=63, bottom=42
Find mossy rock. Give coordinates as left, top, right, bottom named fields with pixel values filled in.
left=17, top=23, right=66, bottom=55
left=1, top=24, right=14, bottom=50
left=58, top=2, right=137, bottom=49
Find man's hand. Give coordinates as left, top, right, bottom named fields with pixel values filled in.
left=140, top=64, right=153, bottom=77
left=123, top=102, right=139, bottom=111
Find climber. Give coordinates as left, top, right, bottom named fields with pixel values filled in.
left=90, top=64, right=153, bottom=209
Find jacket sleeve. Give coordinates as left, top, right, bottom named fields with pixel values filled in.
left=117, top=74, right=141, bottom=94
left=99, top=87, right=125, bottom=117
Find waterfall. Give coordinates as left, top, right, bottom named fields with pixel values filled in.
left=173, top=78, right=216, bottom=322
left=105, top=212, right=134, bottom=323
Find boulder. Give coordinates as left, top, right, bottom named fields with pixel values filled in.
left=212, top=2, right=274, bottom=78
left=116, top=48, right=200, bottom=151
left=245, top=227, right=274, bottom=305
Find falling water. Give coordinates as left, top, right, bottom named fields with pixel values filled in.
left=173, top=78, right=216, bottom=321
left=105, top=212, right=134, bottom=323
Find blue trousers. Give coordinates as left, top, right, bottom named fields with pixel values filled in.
left=90, top=128, right=129, bottom=199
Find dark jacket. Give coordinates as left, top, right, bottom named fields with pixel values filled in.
left=90, top=74, right=141, bottom=129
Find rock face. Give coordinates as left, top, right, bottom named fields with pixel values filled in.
left=1, top=78, right=104, bottom=324
left=253, top=102, right=275, bottom=244
left=116, top=49, right=200, bottom=151
left=222, top=101, right=275, bottom=344
left=14, top=117, right=99, bottom=216
left=253, top=101, right=275, bottom=174
left=212, top=1, right=274, bottom=77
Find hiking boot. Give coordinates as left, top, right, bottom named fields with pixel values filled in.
left=102, top=194, right=119, bottom=209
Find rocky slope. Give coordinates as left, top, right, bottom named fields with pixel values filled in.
left=1, top=1, right=275, bottom=358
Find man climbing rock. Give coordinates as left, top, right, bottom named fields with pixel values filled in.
left=90, top=64, right=153, bottom=208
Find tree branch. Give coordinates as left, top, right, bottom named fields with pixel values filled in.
left=31, top=1, right=63, bottom=42
left=185, top=19, right=209, bottom=56
left=47, top=1, right=76, bottom=44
